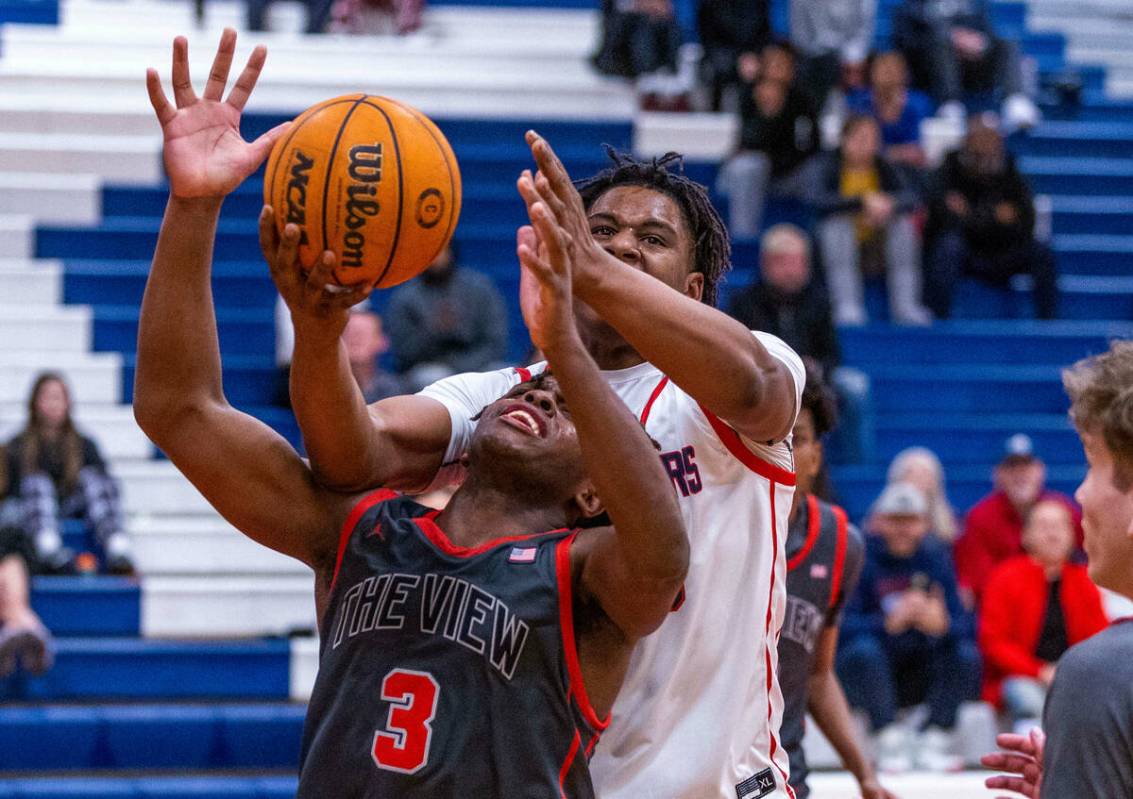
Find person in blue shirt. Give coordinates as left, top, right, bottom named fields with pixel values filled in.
left=845, top=51, right=933, bottom=172
left=837, top=482, right=980, bottom=773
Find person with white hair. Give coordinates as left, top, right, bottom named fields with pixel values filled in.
left=887, top=446, right=958, bottom=541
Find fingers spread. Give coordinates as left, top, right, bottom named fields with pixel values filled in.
left=145, top=68, right=176, bottom=126
left=203, top=27, right=237, bottom=101
left=171, top=36, right=197, bottom=108
left=517, top=231, right=553, bottom=283
left=227, top=43, right=268, bottom=112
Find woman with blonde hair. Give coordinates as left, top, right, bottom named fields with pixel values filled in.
left=887, top=446, right=959, bottom=541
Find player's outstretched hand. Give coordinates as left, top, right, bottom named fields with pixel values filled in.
left=516, top=198, right=579, bottom=356
left=260, top=207, right=371, bottom=337
left=146, top=28, right=289, bottom=199
left=517, top=131, right=613, bottom=293
left=981, top=728, right=1045, bottom=799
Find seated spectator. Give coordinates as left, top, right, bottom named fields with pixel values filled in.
left=716, top=41, right=820, bottom=238
left=954, top=434, right=1083, bottom=602
left=697, top=0, right=770, bottom=111
left=0, top=448, right=53, bottom=677
left=6, top=373, right=134, bottom=576
left=802, top=114, right=932, bottom=326
left=837, top=483, right=979, bottom=772
left=789, top=0, right=876, bottom=112
left=342, top=308, right=405, bottom=403
left=923, top=117, right=1058, bottom=320
left=330, top=0, right=423, bottom=35
left=979, top=499, right=1108, bottom=733
left=247, top=0, right=334, bottom=33
left=846, top=51, right=934, bottom=171
left=591, top=0, right=681, bottom=81
left=727, top=224, right=874, bottom=463
left=385, top=244, right=508, bottom=391
left=887, top=446, right=959, bottom=542
left=892, top=0, right=1039, bottom=129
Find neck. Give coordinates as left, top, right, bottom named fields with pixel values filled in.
left=1035, top=557, right=1063, bottom=580
left=435, top=470, right=571, bottom=548
left=583, top=326, right=645, bottom=371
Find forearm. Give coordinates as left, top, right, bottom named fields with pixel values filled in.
left=808, top=671, right=877, bottom=785
left=576, top=267, right=793, bottom=438
left=135, top=196, right=225, bottom=425
left=546, top=333, right=685, bottom=581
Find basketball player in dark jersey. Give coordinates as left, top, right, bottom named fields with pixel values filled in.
left=135, top=32, right=687, bottom=797
left=778, top=363, right=895, bottom=799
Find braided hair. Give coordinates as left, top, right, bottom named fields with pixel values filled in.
left=575, top=148, right=731, bottom=307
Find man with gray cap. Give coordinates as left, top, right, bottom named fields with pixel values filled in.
left=837, top=482, right=980, bottom=772
left=955, top=433, right=1083, bottom=602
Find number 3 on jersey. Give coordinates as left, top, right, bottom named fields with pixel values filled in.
left=372, top=668, right=440, bottom=774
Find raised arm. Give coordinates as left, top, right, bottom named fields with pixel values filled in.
left=518, top=207, right=687, bottom=640
left=519, top=133, right=798, bottom=443
left=133, top=31, right=353, bottom=573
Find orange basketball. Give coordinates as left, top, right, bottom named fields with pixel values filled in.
left=263, top=94, right=461, bottom=289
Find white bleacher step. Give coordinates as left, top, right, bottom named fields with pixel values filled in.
left=0, top=305, right=92, bottom=355
left=0, top=95, right=156, bottom=137
left=0, top=133, right=160, bottom=184
left=116, top=459, right=214, bottom=515
left=129, top=515, right=310, bottom=576
left=0, top=403, right=151, bottom=460
left=0, top=173, right=100, bottom=224
left=290, top=635, right=318, bottom=701
left=0, top=215, right=33, bottom=261
left=141, top=574, right=316, bottom=637
left=0, top=258, right=61, bottom=305
left=0, top=350, right=122, bottom=404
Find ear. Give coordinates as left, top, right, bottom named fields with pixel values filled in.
left=572, top=481, right=604, bottom=521
left=684, top=272, right=704, bottom=302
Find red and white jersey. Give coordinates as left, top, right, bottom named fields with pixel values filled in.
left=419, top=332, right=804, bottom=799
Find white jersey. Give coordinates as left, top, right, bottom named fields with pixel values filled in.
left=420, top=332, right=804, bottom=799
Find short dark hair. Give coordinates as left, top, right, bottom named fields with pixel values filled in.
left=800, top=358, right=839, bottom=438
left=575, top=148, right=732, bottom=307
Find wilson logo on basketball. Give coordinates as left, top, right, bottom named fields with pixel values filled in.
left=341, top=143, right=384, bottom=270
left=285, top=149, right=314, bottom=246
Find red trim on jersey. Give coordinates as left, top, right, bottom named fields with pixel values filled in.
left=697, top=404, right=797, bottom=486
left=555, top=534, right=612, bottom=733
left=787, top=494, right=823, bottom=572
left=762, top=482, right=794, bottom=796
left=329, top=488, right=399, bottom=593
left=515, top=367, right=533, bottom=383
left=829, top=505, right=849, bottom=612
left=557, top=728, right=582, bottom=799
left=639, top=376, right=670, bottom=425
left=412, top=511, right=567, bottom=559
left=584, top=731, right=600, bottom=758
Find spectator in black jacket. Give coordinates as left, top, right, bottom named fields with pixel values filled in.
left=697, top=0, right=771, bottom=111
left=923, top=118, right=1058, bottom=319
left=716, top=41, right=820, bottom=239
left=592, top=0, right=682, bottom=80
left=892, top=0, right=1038, bottom=129
left=802, top=114, right=931, bottom=326
left=728, top=224, right=875, bottom=463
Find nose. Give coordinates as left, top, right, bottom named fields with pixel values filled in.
left=524, top=389, right=556, bottom=417
left=603, top=228, right=640, bottom=266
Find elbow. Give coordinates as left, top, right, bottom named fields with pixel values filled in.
left=133, top=395, right=212, bottom=447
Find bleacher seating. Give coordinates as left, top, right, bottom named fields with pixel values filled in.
left=1, top=0, right=1131, bottom=792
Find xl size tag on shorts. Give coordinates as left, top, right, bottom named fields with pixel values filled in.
left=735, top=768, right=777, bottom=799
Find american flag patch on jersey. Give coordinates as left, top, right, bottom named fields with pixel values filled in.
left=509, top=547, right=537, bottom=564
left=810, top=564, right=829, bottom=579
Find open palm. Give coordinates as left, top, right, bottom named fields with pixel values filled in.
left=146, top=30, right=288, bottom=199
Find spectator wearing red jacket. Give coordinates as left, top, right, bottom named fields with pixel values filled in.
left=978, top=499, right=1107, bottom=732
left=955, top=434, right=1082, bottom=602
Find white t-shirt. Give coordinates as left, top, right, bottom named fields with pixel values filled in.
left=420, top=332, right=805, bottom=799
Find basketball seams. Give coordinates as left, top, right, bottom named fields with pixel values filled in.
left=320, top=95, right=369, bottom=286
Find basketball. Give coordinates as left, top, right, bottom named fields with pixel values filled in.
left=263, top=93, right=461, bottom=289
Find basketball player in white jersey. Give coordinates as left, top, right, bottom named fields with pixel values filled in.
left=267, top=133, right=804, bottom=798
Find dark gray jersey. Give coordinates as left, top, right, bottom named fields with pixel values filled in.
left=1042, top=617, right=1133, bottom=798
left=777, top=494, right=864, bottom=797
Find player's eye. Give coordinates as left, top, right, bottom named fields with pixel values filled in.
left=642, top=235, right=666, bottom=247
left=591, top=225, right=615, bottom=237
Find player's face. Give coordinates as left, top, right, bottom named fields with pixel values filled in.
left=1076, top=432, right=1133, bottom=594
left=791, top=408, right=822, bottom=496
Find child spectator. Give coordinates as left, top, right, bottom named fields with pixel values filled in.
left=6, top=373, right=134, bottom=575
left=802, top=114, right=932, bottom=326
left=955, top=433, right=1082, bottom=601
left=979, top=499, right=1108, bottom=733
left=716, top=42, right=820, bottom=238
left=887, top=446, right=959, bottom=542
left=923, top=117, right=1058, bottom=320
left=0, top=446, right=53, bottom=677
left=846, top=51, right=934, bottom=170
left=837, top=482, right=979, bottom=772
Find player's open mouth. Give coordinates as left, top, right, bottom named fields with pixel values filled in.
left=497, top=404, right=547, bottom=438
